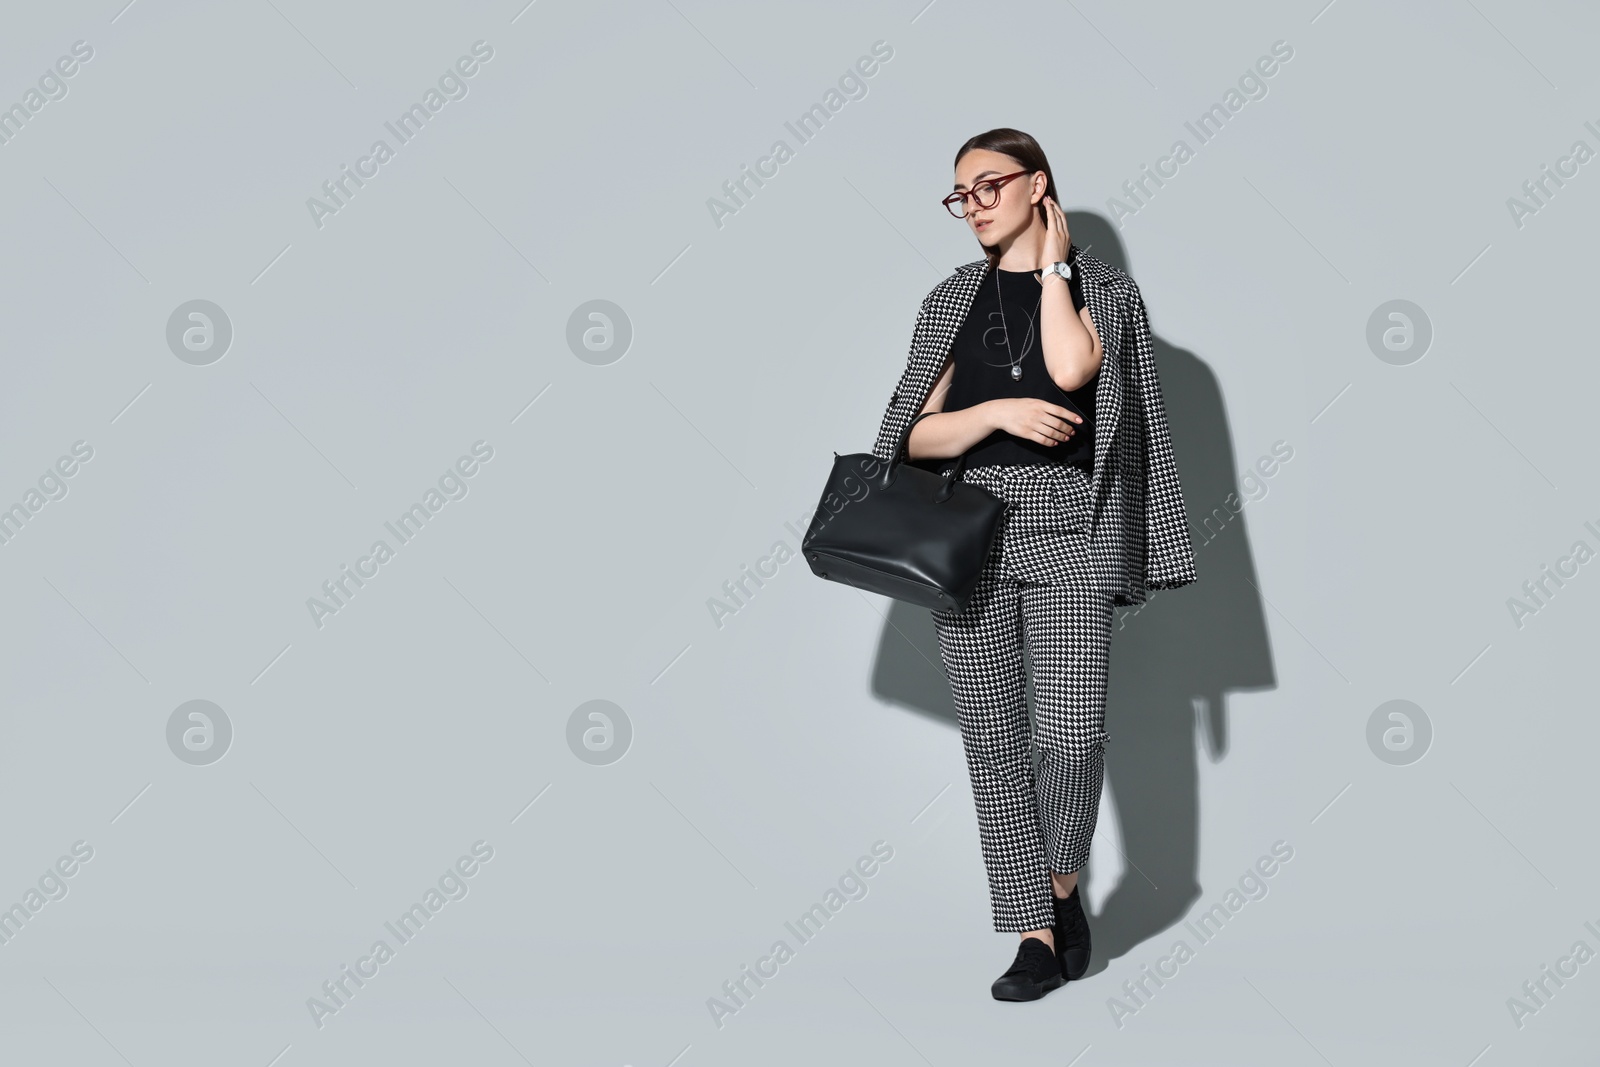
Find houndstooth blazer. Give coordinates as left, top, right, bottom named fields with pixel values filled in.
left=869, top=246, right=1198, bottom=607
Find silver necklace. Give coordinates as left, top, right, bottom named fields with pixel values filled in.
left=993, top=266, right=1042, bottom=381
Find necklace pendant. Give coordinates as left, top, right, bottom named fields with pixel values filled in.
left=1010, top=364, right=1022, bottom=381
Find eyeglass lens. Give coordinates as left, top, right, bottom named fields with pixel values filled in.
left=948, top=181, right=1002, bottom=217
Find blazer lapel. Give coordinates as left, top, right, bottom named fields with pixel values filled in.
left=910, top=262, right=985, bottom=415
left=871, top=260, right=987, bottom=462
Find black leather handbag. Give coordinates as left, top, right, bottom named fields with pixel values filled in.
left=801, top=412, right=1008, bottom=611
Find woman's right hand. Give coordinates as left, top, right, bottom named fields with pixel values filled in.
left=985, top=398, right=1082, bottom=447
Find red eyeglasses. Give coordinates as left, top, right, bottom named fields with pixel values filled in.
left=942, top=170, right=1034, bottom=218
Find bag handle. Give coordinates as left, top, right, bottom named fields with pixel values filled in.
left=887, top=411, right=967, bottom=502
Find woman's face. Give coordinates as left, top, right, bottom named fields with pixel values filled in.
left=952, top=149, right=1042, bottom=248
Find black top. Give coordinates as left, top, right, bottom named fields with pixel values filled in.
left=939, top=259, right=1098, bottom=474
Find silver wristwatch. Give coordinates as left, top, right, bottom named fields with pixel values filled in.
left=1041, top=260, right=1072, bottom=283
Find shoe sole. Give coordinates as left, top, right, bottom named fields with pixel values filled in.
left=991, top=974, right=1064, bottom=1001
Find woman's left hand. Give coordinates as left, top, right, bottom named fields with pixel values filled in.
left=1039, top=196, right=1070, bottom=268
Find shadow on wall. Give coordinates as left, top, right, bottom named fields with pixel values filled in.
left=867, top=213, right=1276, bottom=970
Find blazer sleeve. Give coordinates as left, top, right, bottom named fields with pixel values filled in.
left=1125, top=283, right=1198, bottom=591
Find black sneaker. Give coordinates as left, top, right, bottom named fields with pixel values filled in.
left=990, top=937, right=1064, bottom=1001
left=1052, top=883, right=1092, bottom=980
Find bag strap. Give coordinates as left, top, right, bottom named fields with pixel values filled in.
left=894, top=410, right=939, bottom=464
left=889, top=411, right=969, bottom=499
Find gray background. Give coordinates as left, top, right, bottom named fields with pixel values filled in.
left=1, top=0, right=1596, bottom=1063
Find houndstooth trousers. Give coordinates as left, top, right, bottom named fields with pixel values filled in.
left=930, top=461, right=1114, bottom=934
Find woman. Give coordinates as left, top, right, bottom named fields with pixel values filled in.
left=869, top=128, right=1197, bottom=1001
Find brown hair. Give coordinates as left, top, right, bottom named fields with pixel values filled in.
left=953, top=128, right=1058, bottom=267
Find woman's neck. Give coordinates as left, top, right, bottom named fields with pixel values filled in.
left=993, top=216, right=1048, bottom=272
